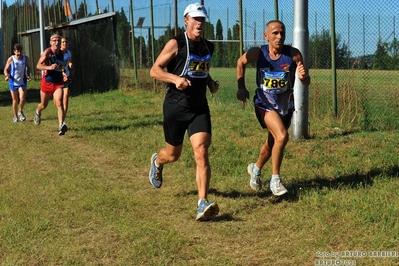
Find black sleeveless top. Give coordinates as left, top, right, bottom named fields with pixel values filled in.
left=43, top=48, right=65, bottom=83
left=165, top=33, right=214, bottom=107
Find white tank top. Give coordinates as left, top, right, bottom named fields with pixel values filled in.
left=10, top=55, right=27, bottom=87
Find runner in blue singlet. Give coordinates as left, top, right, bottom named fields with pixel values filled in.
left=4, top=43, right=32, bottom=123
left=236, top=20, right=311, bottom=196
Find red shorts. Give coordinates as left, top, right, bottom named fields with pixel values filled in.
left=41, top=78, right=63, bottom=95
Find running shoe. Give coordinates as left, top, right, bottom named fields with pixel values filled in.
left=58, top=122, right=68, bottom=135
left=34, top=111, right=41, bottom=125
left=149, top=153, right=163, bottom=188
left=247, top=163, right=262, bottom=191
left=18, top=111, right=26, bottom=121
left=196, top=199, right=219, bottom=221
left=270, top=178, right=288, bottom=196
left=13, top=117, right=18, bottom=123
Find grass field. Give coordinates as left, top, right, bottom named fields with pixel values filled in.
left=1, top=74, right=399, bottom=265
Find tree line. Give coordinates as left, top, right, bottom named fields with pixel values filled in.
left=116, top=8, right=398, bottom=71
left=3, top=0, right=397, bottom=71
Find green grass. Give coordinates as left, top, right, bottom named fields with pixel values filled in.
left=1, top=75, right=399, bottom=265
left=122, top=67, right=399, bottom=132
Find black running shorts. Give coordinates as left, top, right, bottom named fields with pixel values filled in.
left=163, top=101, right=211, bottom=146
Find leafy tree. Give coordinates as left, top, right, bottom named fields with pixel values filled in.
left=372, top=39, right=391, bottom=70
left=336, top=41, right=351, bottom=69
left=388, top=37, right=399, bottom=70
left=204, top=21, right=215, bottom=41
left=136, top=35, right=148, bottom=68
left=77, top=2, right=87, bottom=19
left=212, top=19, right=224, bottom=67
left=371, top=37, right=399, bottom=70
left=309, top=29, right=351, bottom=69
left=115, top=8, right=130, bottom=64
left=227, top=23, right=240, bottom=68
left=226, top=28, right=234, bottom=67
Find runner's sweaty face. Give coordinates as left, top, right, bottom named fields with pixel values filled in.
left=50, top=37, right=61, bottom=51
left=185, top=16, right=206, bottom=41
left=264, top=22, right=286, bottom=51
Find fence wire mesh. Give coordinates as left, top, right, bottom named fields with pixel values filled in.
left=2, top=0, right=398, bottom=131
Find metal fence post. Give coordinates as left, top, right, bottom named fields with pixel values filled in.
left=291, top=0, right=309, bottom=140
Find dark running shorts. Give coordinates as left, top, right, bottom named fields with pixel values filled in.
left=163, top=101, right=211, bottom=146
left=255, top=106, right=293, bottom=129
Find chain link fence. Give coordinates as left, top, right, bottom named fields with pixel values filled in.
left=2, top=0, right=398, bottom=131
left=126, top=0, right=399, bottom=132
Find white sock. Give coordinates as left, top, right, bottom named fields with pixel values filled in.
left=253, top=164, right=261, bottom=174
left=271, top=174, right=280, bottom=181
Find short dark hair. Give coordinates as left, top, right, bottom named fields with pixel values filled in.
left=13, top=43, right=23, bottom=51
left=265, top=20, right=286, bottom=33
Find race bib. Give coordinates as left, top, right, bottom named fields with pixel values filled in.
left=187, top=54, right=210, bottom=78
left=55, top=59, right=68, bottom=72
left=260, top=69, right=289, bottom=94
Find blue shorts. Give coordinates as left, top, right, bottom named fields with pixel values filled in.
left=9, top=84, right=27, bottom=92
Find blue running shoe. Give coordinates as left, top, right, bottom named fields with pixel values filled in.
left=149, top=153, right=163, bottom=188
left=196, top=199, right=219, bottom=221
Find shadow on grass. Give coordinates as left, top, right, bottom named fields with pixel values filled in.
left=294, top=165, right=399, bottom=191
left=0, top=88, right=41, bottom=107
left=180, top=165, right=399, bottom=206
left=78, top=119, right=163, bottom=132
left=70, top=111, right=163, bottom=132
left=212, top=213, right=242, bottom=222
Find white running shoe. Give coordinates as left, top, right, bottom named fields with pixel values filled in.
left=270, top=178, right=288, bottom=196
left=247, top=163, right=262, bottom=191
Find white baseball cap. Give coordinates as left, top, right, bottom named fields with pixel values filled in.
left=184, top=3, right=208, bottom=18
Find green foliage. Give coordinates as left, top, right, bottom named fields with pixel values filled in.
left=212, top=19, right=224, bottom=67
left=309, top=29, right=351, bottom=69
left=372, top=37, right=399, bottom=70
left=77, top=2, right=87, bottom=18
left=226, top=24, right=241, bottom=67
left=115, top=8, right=131, bottom=63
left=204, top=21, right=215, bottom=40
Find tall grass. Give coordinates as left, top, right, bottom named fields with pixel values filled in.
left=1, top=75, right=399, bottom=265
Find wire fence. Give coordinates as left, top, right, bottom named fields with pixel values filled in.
left=2, top=0, right=398, bottom=131
left=129, top=0, right=399, bottom=132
